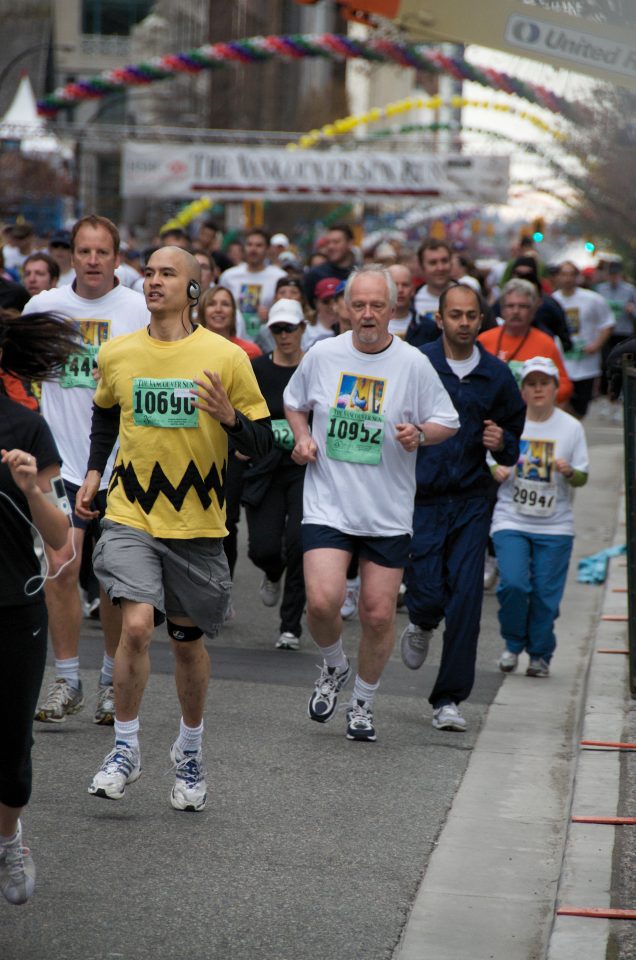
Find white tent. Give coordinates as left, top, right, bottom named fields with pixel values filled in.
left=0, top=73, right=72, bottom=159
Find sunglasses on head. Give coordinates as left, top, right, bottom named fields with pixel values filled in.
left=270, top=323, right=298, bottom=335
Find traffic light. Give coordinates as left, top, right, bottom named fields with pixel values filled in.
left=532, top=217, right=545, bottom=243
left=584, top=239, right=596, bottom=253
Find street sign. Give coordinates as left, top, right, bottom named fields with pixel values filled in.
left=388, top=0, right=636, bottom=89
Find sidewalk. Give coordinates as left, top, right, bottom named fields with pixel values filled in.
left=395, top=412, right=627, bottom=960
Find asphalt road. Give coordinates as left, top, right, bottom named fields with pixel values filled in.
left=2, top=407, right=622, bottom=960
left=2, top=530, right=505, bottom=960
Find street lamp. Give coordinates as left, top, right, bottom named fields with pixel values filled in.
left=0, top=42, right=74, bottom=91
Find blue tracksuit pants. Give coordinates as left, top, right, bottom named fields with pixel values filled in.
left=405, top=496, right=492, bottom=707
left=492, top=529, right=573, bottom=662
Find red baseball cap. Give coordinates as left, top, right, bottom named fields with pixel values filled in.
left=315, top=277, right=340, bottom=301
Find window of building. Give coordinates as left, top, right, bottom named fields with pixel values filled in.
left=82, top=0, right=154, bottom=36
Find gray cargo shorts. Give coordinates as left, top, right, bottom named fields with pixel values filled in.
left=93, top=520, right=231, bottom=639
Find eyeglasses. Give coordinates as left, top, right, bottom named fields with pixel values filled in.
left=269, top=323, right=298, bottom=335
left=50, top=242, right=70, bottom=249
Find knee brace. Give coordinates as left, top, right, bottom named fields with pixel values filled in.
left=166, top=619, right=203, bottom=642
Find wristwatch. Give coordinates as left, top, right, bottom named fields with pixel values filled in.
left=417, top=428, right=426, bottom=447
left=224, top=410, right=243, bottom=434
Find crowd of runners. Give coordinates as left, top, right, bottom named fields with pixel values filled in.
left=1, top=211, right=633, bottom=906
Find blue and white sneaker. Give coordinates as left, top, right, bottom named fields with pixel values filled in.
left=170, top=743, right=207, bottom=812
left=308, top=659, right=351, bottom=723
left=88, top=744, right=141, bottom=800
left=345, top=699, right=377, bottom=742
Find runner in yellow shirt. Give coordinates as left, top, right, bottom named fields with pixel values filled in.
left=76, top=246, right=271, bottom=810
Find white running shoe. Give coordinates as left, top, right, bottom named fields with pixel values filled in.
left=308, top=660, right=352, bottom=723
left=483, top=555, right=498, bottom=590
left=88, top=744, right=141, bottom=800
left=432, top=703, right=467, bottom=732
left=259, top=575, right=281, bottom=608
left=346, top=700, right=377, bottom=742
left=34, top=678, right=85, bottom=723
left=498, top=650, right=519, bottom=673
left=170, top=743, right=207, bottom=812
left=400, top=622, right=433, bottom=670
left=0, top=821, right=35, bottom=905
left=276, top=631, right=300, bottom=651
left=526, top=657, right=550, bottom=678
left=340, top=577, right=360, bottom=620
left=93, top=683, right=115, bottom=725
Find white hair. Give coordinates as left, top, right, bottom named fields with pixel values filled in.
left=344, top=264, right=397, bottom=309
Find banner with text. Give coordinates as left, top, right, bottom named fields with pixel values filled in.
left=122, top=143, right=509, bottom=204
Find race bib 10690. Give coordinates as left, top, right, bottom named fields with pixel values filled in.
left=132, top=378, right=199, bottom=428
left=326, top=407, right=385, bottom=465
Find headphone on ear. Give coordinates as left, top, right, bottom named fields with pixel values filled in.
left=187, top=279, right=201, bottom=302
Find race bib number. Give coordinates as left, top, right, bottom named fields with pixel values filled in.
left=60, top=346, right=99, bottom=389
left=513, top=477, right=556, bottom=518
left=132, top=378, right=199, bottom=428
left=271, top=418, right=294, bottom=451
left=326, top=406, right=385, bottom=465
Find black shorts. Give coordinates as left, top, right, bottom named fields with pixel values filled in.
left=301, top=523, right=410, bottom=569
left=65, top=481, right=108, bottom=534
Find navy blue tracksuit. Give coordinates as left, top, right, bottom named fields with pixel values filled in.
left=405, top=340, right=525, bottom=707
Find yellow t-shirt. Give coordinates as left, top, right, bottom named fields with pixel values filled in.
left=94, top=325, right=269, bottom=538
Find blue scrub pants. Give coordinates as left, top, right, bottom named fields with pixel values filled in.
left=492, top=529, right=573, bottom=663
left=405, top=497, right=492, bottom=708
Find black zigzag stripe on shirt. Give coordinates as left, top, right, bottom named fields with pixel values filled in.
left=109, top=459, right=226, bottom=514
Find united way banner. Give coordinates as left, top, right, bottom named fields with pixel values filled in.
left=122, top=143, right=509, bottom=204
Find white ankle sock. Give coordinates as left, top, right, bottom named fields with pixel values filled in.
left=352, top=675, right=379, bottom=707
left=114, top=717, right=140, bottom=751
left=176, top=718, right=203, bottom=755
left=100, top=654, right=115, bottom=686
left=55, top=657, right=80, bottom=689
left=320, top=638, right=348, bottom=671
left=0, top=827, right=19, bottom=850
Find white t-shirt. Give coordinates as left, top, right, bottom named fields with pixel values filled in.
left=58, top=267, right=76, bottom=286
left=388, top=315, right=411, bottom=338
left=284, top=333, right=459, bottom=537
left=301, top=323, right=335, bottom=352
left=115, top=263, right=144, bottom=293
left=2, top=244, right=27, bottom=273
left=219, top=264, right=286, bottom=341
left=446, top=346, right=481, bottom=379
left=413, top=284, right=440, bottom=319
left=23, top=282, right=149, bottom=488
left=553, top=287, right=614, bottom=380
left=491, top=408, right=588, bottom=537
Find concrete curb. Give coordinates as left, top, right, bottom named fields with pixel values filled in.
left=547, top=495, right=628, bottom=958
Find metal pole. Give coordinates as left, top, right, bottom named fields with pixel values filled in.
left=622, top=355, right=636, bottom=696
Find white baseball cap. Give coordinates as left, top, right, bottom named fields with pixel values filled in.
left=520, top=356, right=560, bottom=384
left=271, top=233, right=289, bottom=247
left=267, top=298, right=305, bottom=327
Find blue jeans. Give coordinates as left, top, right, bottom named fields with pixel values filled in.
left=492, top=529, right=573, bottom=662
